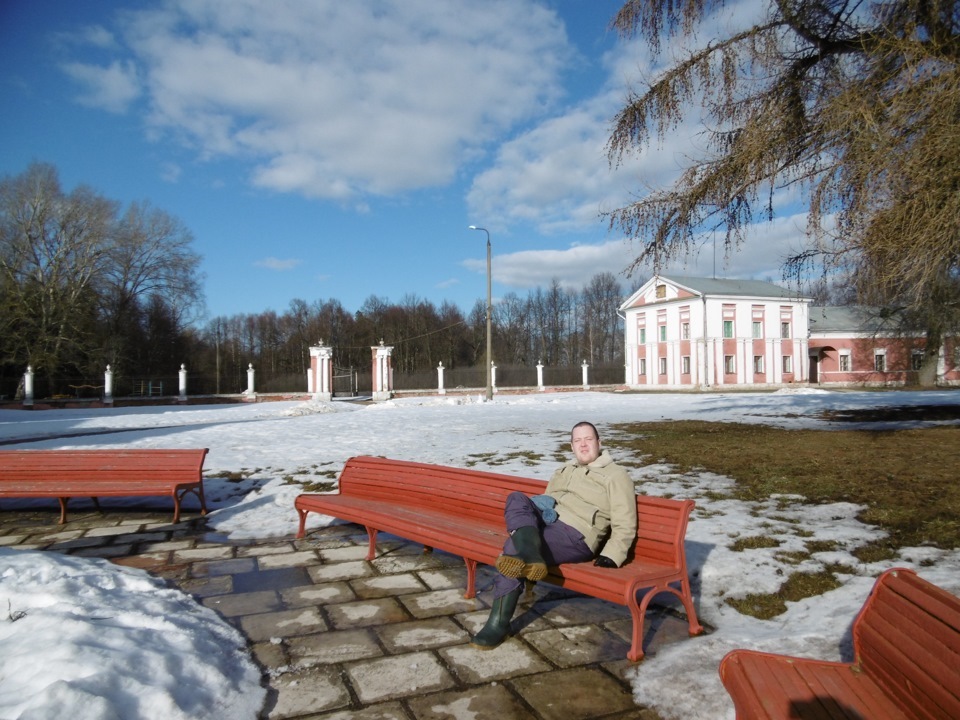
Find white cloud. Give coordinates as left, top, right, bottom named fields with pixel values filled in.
left=465, top=239, right=635, bottom=294
left=61, top=59, right=140, bottom=113
left=464, top=209, right=812, bottom=298
left=254, top=257, right=302, bottom=271
left=68, top=0, right=572, bottom=200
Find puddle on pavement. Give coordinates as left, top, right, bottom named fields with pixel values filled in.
left=232, top=566, right=312, bottom=593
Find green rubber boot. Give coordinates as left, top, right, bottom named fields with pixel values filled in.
left=495, top=525, right=547, bottom=581
left=471, top=586, right=522, bottom=649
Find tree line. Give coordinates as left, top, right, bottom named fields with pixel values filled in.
left=1, top=163, right=624, bottom=400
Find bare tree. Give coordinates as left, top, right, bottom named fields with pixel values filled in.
left=0, top=163, right=115, bottom=377
left=607, top=0, right=960, bottom=382
left=582, top=273, right=624, bottom=363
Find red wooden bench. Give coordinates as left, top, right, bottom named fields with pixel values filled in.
left=0, top=448, right=209, bottom=524
left=294, top=455, right=703, bottom=661
left=719, top=567, right=960, bottom=719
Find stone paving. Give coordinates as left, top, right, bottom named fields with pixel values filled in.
left=0, top=506, right=702, bottom=719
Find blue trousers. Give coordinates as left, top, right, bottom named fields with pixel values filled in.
left=493, top=491, right=594, bottom=598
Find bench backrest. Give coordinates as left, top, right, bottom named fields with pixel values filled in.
left=0, top=449, right=208, bottom=478
left=854, top=568, right=960, bottom=719
left=338, top=455, right=692, bottom=565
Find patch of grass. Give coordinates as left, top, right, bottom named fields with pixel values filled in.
left=298, top=480, right=337, bottom=493
left=805, top=539, right=840, bottom=554
left=730, top=536, right=782, bottom=552
left=607, top=420, right=960, bottom=550
left=498, top=450, right=544, bottom=466
left=464, top=452, right=496, bottom=467
left=725, top=569, right=843, bottom=619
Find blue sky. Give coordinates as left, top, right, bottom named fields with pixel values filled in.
left=0, top=0, right=806, bottom=321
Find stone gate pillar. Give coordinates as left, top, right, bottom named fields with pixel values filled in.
left=310, top=341, right=334, bottom=402
left=23, top=365, right=34, bottom=407
left=437, top=362, right=446, bottom=395
left=242, top=364, right=256, bottom=401
left=104, top=365, right=114, bottom=406
left=371, top=340, right=394, bottom=401
left=179, top=364, right=188, bottom=403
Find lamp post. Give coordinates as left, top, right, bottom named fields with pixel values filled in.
left=468, top=225, right=494, bottom=401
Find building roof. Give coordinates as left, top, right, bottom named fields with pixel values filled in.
left=808, top=306, right=896, bottom=334
left=665, top=276, right=810, bottom=300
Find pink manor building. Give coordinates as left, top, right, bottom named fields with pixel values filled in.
left=618, top=275, right=960, bottom=389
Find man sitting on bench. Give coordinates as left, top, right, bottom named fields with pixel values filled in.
left=471, top=421, right=639, bottom=649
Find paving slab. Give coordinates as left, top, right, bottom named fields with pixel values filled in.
left=326, top=596, right=411, bottom=629
left=375, top=616, right=470, bottom=653
left=287, top=627, right=383, bottom=667
left=439, top=641, right=552, bottom=684
left=264, top=665, right=351, bottom=719
left=240, top=606, right=328, bottom=642
left=351, top=572, right=428, bottom=599
left=308, top=559, right=374, bottom=583
left=406, top=683, right=538, bottom=720
left=345, top=651, right=458, bottom=705
left=399, top=588, right=480, bottom=619
left=523, top=624, right=631, bottom=667
left=204, top=589, right=282, bottom=617
left=281, top=581, right=355, bottom=607
left=510, top=667, right=638, bottom=720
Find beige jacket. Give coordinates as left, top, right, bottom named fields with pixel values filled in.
left=545, top=449, right=638, bottom=566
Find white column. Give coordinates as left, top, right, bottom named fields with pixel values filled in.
left=437, top=362, right=446, bottom=395
left=537, top=361, right=544, bottom=391
left=178, top=364, right=187, bottom=402
left=309, top=342, right=333, bottom=401
left=581, top=360, right=589, bottom=389
left=243, top=363, right=256, bottom=400
left=24, top=365, right=34, bottom=407
left=371, top=341, right=394, bottom=401
left=491, top=362, right=498, bottom=395
left=104, top=365, right=114, bottom=405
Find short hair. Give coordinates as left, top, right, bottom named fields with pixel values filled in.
left=571, top=421, right=599, bottom=440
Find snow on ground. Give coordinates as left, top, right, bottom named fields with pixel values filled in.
left=1, top=388, right=958, bottom=719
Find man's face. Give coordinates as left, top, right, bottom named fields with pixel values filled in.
left=571, top=427, right=601, bottom=465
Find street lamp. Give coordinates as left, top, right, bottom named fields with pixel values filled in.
left=468, top=225, right=493, bottom=401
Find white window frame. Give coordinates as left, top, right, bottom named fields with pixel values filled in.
left=752, top=321, right=762, bottom=339
left=782, top=355, right=793, bottom=373
left=659, top=357, right=667, bottom=375
left=753, top=355, right=764, bottom=374
left=911, top=350, right=923, bottom=371
left=874, top=349, right=886, bottom=372
left=723, top=320, right=734, bottom=338
left=839, top=351, right=851, bottom=372
left=724, top=355, right=736, bottom=374
left=682, top=355, right=691, bottom=374
left=781, top=321, right=791, bottom=339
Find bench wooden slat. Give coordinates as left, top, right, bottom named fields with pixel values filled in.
left=0, top=448, right=208, bottom=524
left=295, top=454, right=703, bottom=661
left=856, top=578, right=960, bottom=719
left=720, top=568, right=960, bottom=719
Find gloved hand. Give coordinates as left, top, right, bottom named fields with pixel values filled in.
left=593, top=555, right=617, bottom=568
